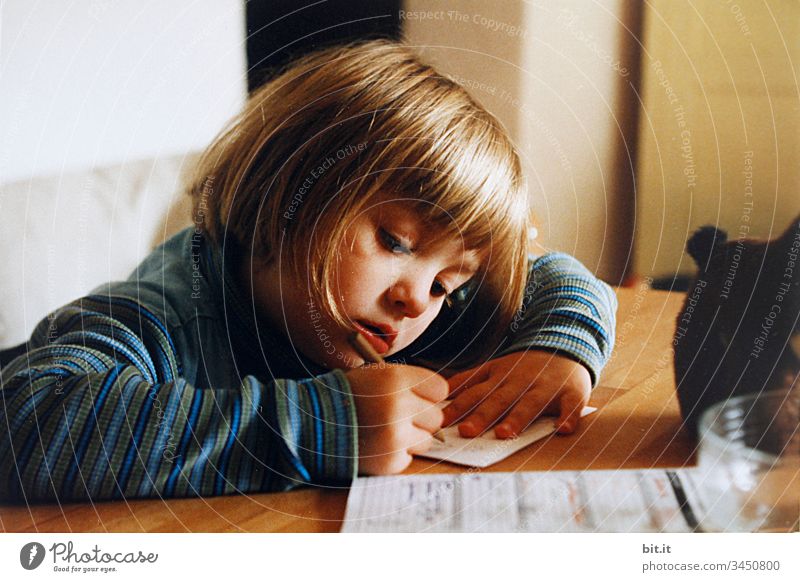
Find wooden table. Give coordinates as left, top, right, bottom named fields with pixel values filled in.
left=0, top=287, right=694, bottom=532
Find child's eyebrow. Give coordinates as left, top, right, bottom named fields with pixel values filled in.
left=376, top=202, right=482, bottom=274
left=415, top=235, right=482, bottom=279
left=442, top=253, right=481, bottom=277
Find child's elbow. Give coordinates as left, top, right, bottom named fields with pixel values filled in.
left=0, top=443, right=36, bottom=502
left=0, top=395, right=59, bottom=502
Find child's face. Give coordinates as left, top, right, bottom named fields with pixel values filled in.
left=249, top=200, right=481, bottom=369
left=333, top=201, right=481, bottom=363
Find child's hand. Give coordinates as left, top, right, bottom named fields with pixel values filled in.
left=346, top=364, right=447, bottom=475
left=442, top=351, right=591, bottom=439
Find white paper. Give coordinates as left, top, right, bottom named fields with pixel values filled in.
left=417, top=406, right=596, bottom=468
left=341, top=470, right=697, bottom=533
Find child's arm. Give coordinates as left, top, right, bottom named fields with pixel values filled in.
left=495, top=252, right=617, bottom=384
left=0, top=296, right=358, bottom=501
left=423, top=252, right=617, bottom=438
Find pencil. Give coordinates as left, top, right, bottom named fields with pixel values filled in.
left=348, top=330, right=384, bottom=365
left=348, top=331, right=445, bottom=443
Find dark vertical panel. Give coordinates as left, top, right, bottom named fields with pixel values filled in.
left=611, top=1, right=644, bottom=285
left=246, top=0, right=401, bottom=92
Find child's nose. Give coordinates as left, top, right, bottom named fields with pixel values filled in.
left=387, top=279, right=429, bottom=319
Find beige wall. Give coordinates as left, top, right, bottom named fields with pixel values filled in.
left=403, top=0, right=641, bottom=283
left=518, top=1, right=639, bottom=282
left=635, top=0, right=800, bottom=278
left=401, top=1, right=526, bottom=148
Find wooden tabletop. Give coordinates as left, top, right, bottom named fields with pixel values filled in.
left=0, top=286, right=694, bottom=533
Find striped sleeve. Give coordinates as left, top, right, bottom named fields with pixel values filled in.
left=499, top=253, right=618, bottom=384
left=0, top=296, right=358, bottom=502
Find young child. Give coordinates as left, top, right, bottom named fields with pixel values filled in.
left=0, top=40, right=616, bottom=501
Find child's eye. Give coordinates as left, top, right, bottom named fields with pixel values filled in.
left=431, top=280, right=454, bottom=307
left=378, top=228, right=412, bottom=255
left=378, top=226, right=454, bottom=307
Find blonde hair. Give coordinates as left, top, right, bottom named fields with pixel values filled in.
left=189, top=39, right=529, bottom=363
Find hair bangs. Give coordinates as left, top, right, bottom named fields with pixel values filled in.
left=378, top=108, right=529, bottom=268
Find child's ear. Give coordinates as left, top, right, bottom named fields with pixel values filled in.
left=686, top=225, right=727, bottom=271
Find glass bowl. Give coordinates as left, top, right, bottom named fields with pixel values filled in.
left=694, top=388, right=799, bottom=532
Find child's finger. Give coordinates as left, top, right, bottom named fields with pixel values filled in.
left=409, top=375, right=449, bottom=404
left=494, top=390, right=556, bottom=439
left=441, top=381, right=494, bottom=427
left=446, top=363, right=491, bottom=397
left=412, top=403, right=445, bottom=434
left=407, top=427, right=438, bottom=456
left=555, top=390, right=586, bottom=434
left=455, top=385, right=523, bottom=438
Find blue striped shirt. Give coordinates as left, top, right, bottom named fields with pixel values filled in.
left=0, top=228, right=616, bottom=501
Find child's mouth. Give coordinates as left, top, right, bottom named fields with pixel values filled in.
left=353, top=321, right=393, bottom=355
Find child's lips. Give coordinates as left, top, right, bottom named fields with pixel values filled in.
left=353, top=321, right=396, bottom=355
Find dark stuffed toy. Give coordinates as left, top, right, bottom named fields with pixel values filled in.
left=674, top=216, right=800, bottom=442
